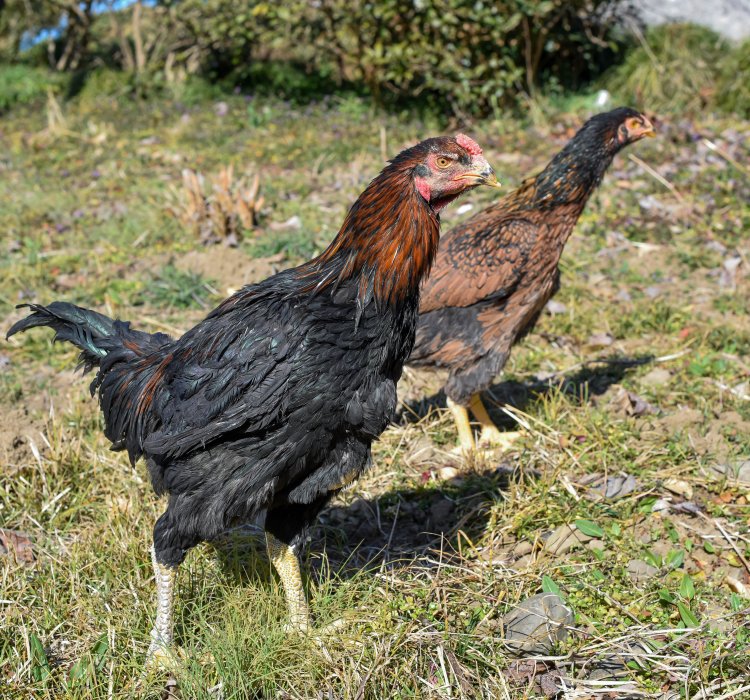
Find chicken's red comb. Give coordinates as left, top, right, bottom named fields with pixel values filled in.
left=455, top=133, right=482, bottom=156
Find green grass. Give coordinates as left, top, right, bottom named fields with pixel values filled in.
left=1, top=92, right=750, bottom=698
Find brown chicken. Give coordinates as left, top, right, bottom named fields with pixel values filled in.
left=408, top=108, right=655, bottom=453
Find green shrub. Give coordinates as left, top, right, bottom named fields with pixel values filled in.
left=265, top=0, right=630, bottom=115
left=716, top=39, right=750, bottom=117
left=605, top=24, right=728, bottom=114
left=0, top=64, right=61, bottom=113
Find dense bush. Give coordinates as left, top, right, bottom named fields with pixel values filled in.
left=210, top=0, right=633, bottom=114
left=605, top=24, right=729, bottom=114
left=716, top=38, right=750, bottom=118
left=0, top=64, right=62, bottom=113
left=1, top=0, right=632, bottom=116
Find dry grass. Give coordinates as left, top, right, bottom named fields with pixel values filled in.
left=169, top=166, right=265, bottom=246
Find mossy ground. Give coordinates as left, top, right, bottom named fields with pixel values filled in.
left=1, top=94, right=749, bottom=698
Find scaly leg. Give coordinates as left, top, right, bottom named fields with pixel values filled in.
left=469, top=393, right=521, bottom=450
left=265, top=532, right=311, bottom=633
left=146, top=545, right=177, bottom=667
left=446, top=396, right=476, bottom=453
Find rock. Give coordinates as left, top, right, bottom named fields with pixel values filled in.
left=586, top=655, right=628, bottom=681
left=437, top=466, right=460, bottom=481
left=586, top=332, right=614, bottom=348
left=270, top=215, right=301, bottom=231
left=406, top=437, right=439, bottom=466
left=651, top=498, right=672, bottom=513
left=512, top=540, right=533, bottom=558
left=607, top=387, right=659, bottom=417
left=538, top=671, right=563, bottom=697
left=640, top=367, right=671, bottom=387
left=627, top=559, right=658, bottom=583
left=631, top=0, right=750, bottom=42
left=659, top=409, right=704, bottom=434
left=720, top=256, right=742, bottom=290
left=544, top=524, right=593, bottom=555
left=663, top=478, right=693, bottom=500
left=672, top=501, right=703, bottom=516
left=545, top=300, right=567, bottom=315
left=711, top=460, right=750, bottom=486
left=514, top=553, right=535, bottom=569
left=583, top=472, right=639, bottom=500
left=726, top=576, right=749, bottom=597
left=501, top=593, right=574, bottom=655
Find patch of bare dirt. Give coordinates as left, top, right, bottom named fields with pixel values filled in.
left=174, top=248, right=287, bottom=295
left=0, top=367, right=81, bottom=467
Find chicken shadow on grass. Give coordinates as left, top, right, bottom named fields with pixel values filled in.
left=400, top=353, right=655, bottom=431
left=209, top=463, right=527, bottom=590
left=209, top=355, right=653, bottom=588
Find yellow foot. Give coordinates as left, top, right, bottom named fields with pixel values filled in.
left=285, top=615, right=347, bottom=637
left=477, top=427, right=522, bottom=451
left=449, top=444, right=497, bottom=464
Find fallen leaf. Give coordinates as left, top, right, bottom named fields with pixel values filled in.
left=0, top=529, right=34, bottom=563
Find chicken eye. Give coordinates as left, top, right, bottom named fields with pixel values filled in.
left=436, top=156, right=452, bottom=169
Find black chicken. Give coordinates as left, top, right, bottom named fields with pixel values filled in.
left=409, top=108, right=655, bottom=453
left=8, top=135, right=498, bottom=662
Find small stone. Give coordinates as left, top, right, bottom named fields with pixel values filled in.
left=584, top=472, right=639, bottom=500
left=640, top=367, right=671, bottom=387
left=726, top=576, right=748, bottom=597
left=514, top=553, right=534, bottom=569
left=512, top=540, right=533, bottom=557
left=501, top=593, right=574, bottom=655
left=586, top=332, right=614, bottom=348
left=538, top=671, right=562, bottom=697
left=711, top=460, right=750, bottom=485
left=270, top=215, right=301, bottom=231
left=663, top=478, right=693, bottom=500
left=587, top=538, right=605, bottom=551
left=544, top=524, right=593, bottom=555
left=651, top=498, right=671, bottom=513
left=437, top=466, right=460, bottom=481
left=545, top=300, right=567, bottom=315
left=406, top=437, right=439, bottom=466
left=586, top=333, right=615, bottom=348
left=586, top=655, right=628, bottom=681
left=627, top=559, right=658, bottom=583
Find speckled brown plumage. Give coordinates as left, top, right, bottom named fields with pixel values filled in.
left=409, top=108, right=655, bottom=449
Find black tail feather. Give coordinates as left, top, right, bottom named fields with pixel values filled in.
left=7, top=302, right=116, bottom=371
left=7, top=301, right=174, bottom=463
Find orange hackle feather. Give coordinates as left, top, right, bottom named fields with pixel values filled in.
left=297, top=146, right=441, bottom=311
